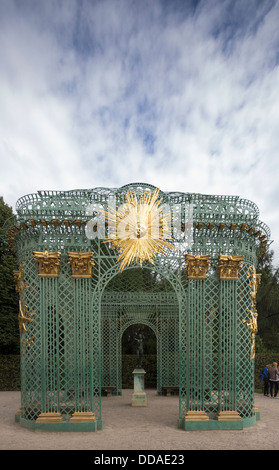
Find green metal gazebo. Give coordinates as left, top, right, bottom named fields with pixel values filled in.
left=6, top=182, right=270, bottom=431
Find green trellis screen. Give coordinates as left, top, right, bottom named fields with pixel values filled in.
left=4, top=182, right=270, bottom=431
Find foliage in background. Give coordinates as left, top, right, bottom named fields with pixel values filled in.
left=0, top=197, right=19, bottom=354
left=257, top=250, right=279, bottom=351
left=1, top=353, right=278, bottom=392
left=0, top=355, right=20, bottom=390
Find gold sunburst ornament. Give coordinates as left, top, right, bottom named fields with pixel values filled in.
left=103, top=188, right=174, bottom=272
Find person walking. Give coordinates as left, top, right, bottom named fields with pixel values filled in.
left=268, top=362, right=279, bottom=398
left=261, top=364, right=271, bottom=396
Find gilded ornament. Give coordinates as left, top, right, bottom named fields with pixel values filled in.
left=103, top=188, right=174, bottom=272
left=13, top=264, right=35, bottom=352
left=185, top=253, right=210, bottom=279
left=217, top=254, right=243, bottom=280
left=243, top=265, right=261, bottom=360
left=33, top=250, right=61, bottom=277
left=67, top=252, right=94, bottom=278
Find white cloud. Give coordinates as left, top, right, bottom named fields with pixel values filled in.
left=0, top=0, right=278, bottom=266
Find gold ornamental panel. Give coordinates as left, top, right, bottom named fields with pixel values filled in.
left=67, top=252, right=95, bottom=278
left=217, top=255, right=244, bottom=280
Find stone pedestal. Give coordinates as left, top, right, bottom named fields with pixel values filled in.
left=132, top=368, right=147, bottom=406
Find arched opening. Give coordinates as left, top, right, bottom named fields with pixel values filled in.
left=100, top=267, right=179, bottom=396
left=122, top=324, right=157, bottom=389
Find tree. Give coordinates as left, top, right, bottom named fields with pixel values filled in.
left=256, top=249, right=279, bottom=351
left=0, top=197, right=19, bottom=354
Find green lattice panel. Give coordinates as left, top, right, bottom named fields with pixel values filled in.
left=204, top=273, right=220, bottom=414
left=58, top=260, right=76, bottom=417
left=236, top=263, right=256, bottom=419
left=19, top=248, right=42, bottom=421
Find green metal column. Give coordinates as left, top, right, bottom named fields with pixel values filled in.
left=218, top=280, right=237, bottom=412
left=91, top=289, right=102, bottom=429
left=72, top=277, right=92, bottom=413
left=216, top=255, right=243, bottom=421
left=186, top=278, right=207, bottom=412
left=40, top=276, right=60, bottom=414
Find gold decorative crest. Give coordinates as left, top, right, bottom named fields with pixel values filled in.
left=67, top=252, right=94, bottom=278
left=217, top=255, right=243, bottom=280
left=33, top=250, right=61, bottom=277
left=185, top=254, right=211, bottom=279
left=103, top=188, right=174, bottom=272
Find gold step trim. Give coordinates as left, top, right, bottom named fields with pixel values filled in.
left=217, top=411, right=242, bottom=421
left=70, top=411, right=96, bottom=423
left=36, top=412, right=63, bottom=423
left=185, top=410, right=209, bottom=421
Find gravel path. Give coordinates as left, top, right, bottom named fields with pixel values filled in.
left=0, top=389, right=278, bottom=450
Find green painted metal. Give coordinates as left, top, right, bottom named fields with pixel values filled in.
left=4, top=182, right=270, bottom=431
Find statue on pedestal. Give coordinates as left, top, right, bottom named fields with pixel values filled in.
left=135, top=332, right=144, bottom=368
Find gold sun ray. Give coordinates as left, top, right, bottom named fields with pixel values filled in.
left=103, top=188, right=174, bottom=272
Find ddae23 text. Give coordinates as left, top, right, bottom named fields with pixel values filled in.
left=138, top=454, right=185, bottom=465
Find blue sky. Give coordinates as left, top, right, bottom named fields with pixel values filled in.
left=0, top=0, right=279, bottom=266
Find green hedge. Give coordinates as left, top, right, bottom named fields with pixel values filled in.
left=0, top=355, right=20, bottom=390
left=1, top=353, right=278, bottom=391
